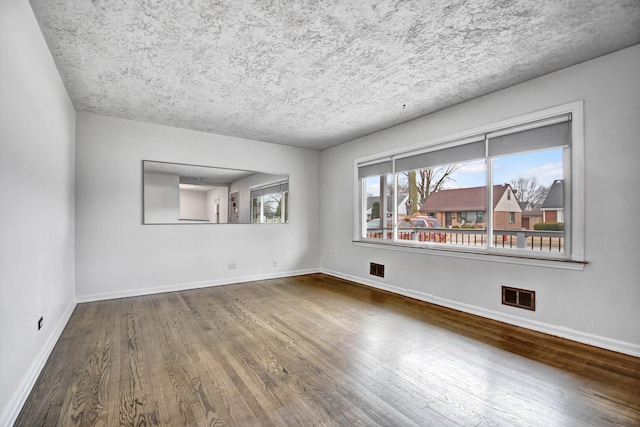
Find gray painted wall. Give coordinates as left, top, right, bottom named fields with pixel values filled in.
left=320, top=45, right=640, bottom=356
left=0, top=0, right=76, bottom=424
left=74, top=113, right=321, bottom=300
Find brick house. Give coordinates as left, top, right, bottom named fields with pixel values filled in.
left=519, top=201, right=544, bottom=230
left=418, top=184, right=522, bottom=229
left=540, top=179, right=564, bottom=223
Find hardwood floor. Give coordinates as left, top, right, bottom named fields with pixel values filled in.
left=16, top=274, right=640, bottom=426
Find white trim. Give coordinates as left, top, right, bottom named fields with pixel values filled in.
left=248, top=178, right=289, bottom=191
left=321, top=269, right=639, bottom=357
left=76, top=269, right=321, bottom=303
left=353, top=240, right=585, bottom=270
left=486, top=113, right=571, bottom=139
left=1, top=301, right=77, bottom=427
left=568, top=101, right=585, bottom=261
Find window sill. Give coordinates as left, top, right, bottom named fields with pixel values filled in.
left=353, top=239, right=586, bottom=271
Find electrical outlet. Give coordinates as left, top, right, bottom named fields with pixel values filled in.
left=37, top=316, right=43, bottom=331
left=273, top=260, right=278, bottom=267
left=228, top=263, right=237, bottom=270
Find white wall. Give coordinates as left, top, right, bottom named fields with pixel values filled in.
left=75, top=113, right=321, bottom=300
left=143, top=172, right=180, bottom=222
left=0, top=0, right=76, bottom=424
left=321, top=45, right=640, bottom=356
left=179, top=189, right=208, bottom=220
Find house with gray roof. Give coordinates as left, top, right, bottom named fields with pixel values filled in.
left=540, top=180, right=564, bottom=223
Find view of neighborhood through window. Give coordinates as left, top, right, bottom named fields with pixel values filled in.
left=251, top=182, right=289, bottom=224
left=361, top=116, right=570, bottom=258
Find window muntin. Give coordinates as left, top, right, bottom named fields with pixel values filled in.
left=356, top=108, right=580, bottom=262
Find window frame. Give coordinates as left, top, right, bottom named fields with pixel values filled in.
left=353, top=101, right=585, bottom=270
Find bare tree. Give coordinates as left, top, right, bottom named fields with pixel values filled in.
left=510, top=177, right=549, bottom=207
left=401, top=165, right=461, bottom=214
left=392, top=181, right=408, bottom=194
left=262, top=193, right=284, bottom=221
left=408, top=171, right=418, bottom=215
left=416, top=165, right=461, bottom=204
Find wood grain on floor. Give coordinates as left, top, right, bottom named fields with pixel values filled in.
left=15, top=274, right=640, bottom=426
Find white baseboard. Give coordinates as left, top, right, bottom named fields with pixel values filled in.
left=321, top=269, right=640, bottom=358
left=1, top=299, right=77, bottom=427
left=76, top=268, right=321, bottom=303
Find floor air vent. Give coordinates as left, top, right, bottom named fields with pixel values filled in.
left=370, top=262, right=385, bottom=278
left=502, top=286, right=535, bottom=310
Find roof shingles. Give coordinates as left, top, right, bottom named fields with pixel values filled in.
left=419, top=185, right=511, bottom=212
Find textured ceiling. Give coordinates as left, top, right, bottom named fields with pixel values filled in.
left=30, top=0, right=640, bottom=150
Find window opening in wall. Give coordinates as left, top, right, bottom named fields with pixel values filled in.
left=356, top=103, right=583, bottom=264
left=250, top=181, right=289, bottom=223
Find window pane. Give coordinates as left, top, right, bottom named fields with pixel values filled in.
left=491, top=148, right=564, bottom=252
left=407, top=159, right=486, bottom=246
left=263, top=193, right=282, bottom=223
left=252, top=192, right=286, bottom=223
left=364, top=174, right=393, bottom=239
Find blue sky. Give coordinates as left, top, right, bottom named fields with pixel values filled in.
left=453, top=148, right=563, bottom=189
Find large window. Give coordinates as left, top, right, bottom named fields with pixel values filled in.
left=250, top=181, right=288, bottom=223
left=356, top=103, right=584, bottom=265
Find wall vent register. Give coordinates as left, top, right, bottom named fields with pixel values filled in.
left=502, top=286, right=536, bottom=310
left=370, top=263, right=385, bottom=278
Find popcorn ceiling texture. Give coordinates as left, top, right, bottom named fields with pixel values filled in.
left=30, top=0, right=640, bottom=150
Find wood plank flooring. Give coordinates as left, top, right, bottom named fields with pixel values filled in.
left=15, top=274, right=640, bottom=426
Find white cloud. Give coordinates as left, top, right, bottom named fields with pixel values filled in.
left=457, top=162, right=486, bottom=174
left=522, top=161, right=563, bottom=184
left=367, top=183, right=380, bottom=194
